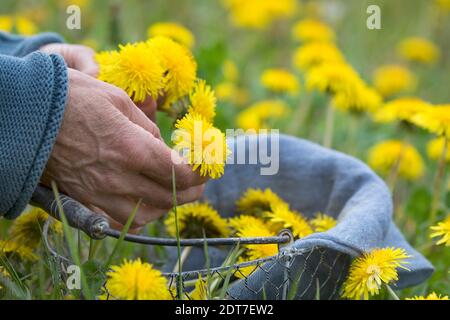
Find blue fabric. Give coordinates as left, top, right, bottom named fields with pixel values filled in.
left=0, top=32, right=68, bottom=218
left=164, top=134, right=434, bottom=299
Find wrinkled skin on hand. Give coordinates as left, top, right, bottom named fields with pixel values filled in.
left=42, top=69, right=206, bottom=229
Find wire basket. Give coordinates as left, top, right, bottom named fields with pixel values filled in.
left=34, top=186, right=351, bottom=300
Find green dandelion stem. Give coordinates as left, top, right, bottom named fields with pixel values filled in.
left=172, top=246, right=192, bottom=273
left=323, top=102, right=335, bottom=148
left=430, top=137, right=448, bottom=225
left=172, top=166, right=183, bottom=299
left=386, top=140, right=408, bottom=192
left=287, top=93, right=312, bottom=136
left=385, top=284, right=400, bottom=300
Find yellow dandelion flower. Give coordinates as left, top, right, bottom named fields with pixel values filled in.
left=406, top=292, right=449, bottom=300
left=235, top=188, right=286, bottom=217
left=165, top=202, right=229, bottom=238
left=342, top=247, right=410, bottom=300
left=15, top=16, right=37, bottom=35
left=106, top=259, right=171, bottom=300
left=96, top=42, right=165, bottom=102
left=427, top=138, right=450, bottom=162
left=222, top=59, right=239, bottom=83
left=306, top=62, right=360, bottom=95
left=0, top=16, right=13, bottom=32
left=411, top=105, right=450, bottom=138
left=435, top=0, right=450, bottom=11
left=430, top=214, right=450, bottom=246
left=0, top=240, right=38, bottom=261
left=397, top=37, right=440, bottom=64
left=0, top=206, right=62, bottom=261
left=260, top=68, right=300, bottom=96
left=373, top=97, right=431, bottom=124
left=148, top=36, right=197, bottom=108
left=187, top=79, right=216, bottom=122
left=368, top=140, right=424, bottom=181
left=189, top=275, right=208, bottom=300
left=291, top=19, right=335, bottom=43
left=223, top=0, right=297, bottom=30
left=228, top=215, right=266, bottom=232
left=147, top=22, right=194, bottom=48
left=310, top=213, right=337, bottom=232
left=173, top=112, right=230, bottom=179
left=265, top=204, right=313, bottom=238
left=373, top=65, right=417, bottom=98
left=215, top=82, right=237, bottom=101
left=0, top=265, right=10, bottom=290
left=292, top=42, right=344, bottom=71
left=236, top=100, right=289, bottom=131
left=332, top=84, right=382, bottom=114
left=234, top=219, right=278, bottom=260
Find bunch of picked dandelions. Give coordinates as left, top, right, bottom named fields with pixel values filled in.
left=96, top=36, right=230, bottom=179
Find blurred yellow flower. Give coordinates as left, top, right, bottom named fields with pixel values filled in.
left=0, top=15, right=37, bottom=35
left=368, top=140, right=424, bottom=181
left=223, top=0, right=297, bottom=29
left=373, top=64, right=417, bottom=98
left=397, top=37, right=440, bottom=64
left=406, top=292, right=449, bottom=300
left=0, top=266, right=10, bottom=290
left=106, top=259, right=171, bottom=300
left=0, top=207, right=61, bottom=261
left=373, top=97, right=431, bottom=124
left=215, top=82, right=249, bottom=106
left=15, top=16, right=37, bottom=35
left=293, top=42, right=344, bottom=71
left=265, top=203, right=313, bottom=238
left=430, top=214, right=450, bottom=246
left=229, top=215, right=267, bottom=232
left=222, top=59, right=239, bottom=82
left=435, top=0, right=450, bottom=11
left=427, top=138, right=450, bottom=162
left=332, top=84, right=382, bottom=114
left=173, top=112, right=229, bottom=179
left=149, top=37, right=197, bottom=108
left=236, top=188, right=286, bottom=217
left=96, top=43, right=165, bottom=102
left=236, top=100, right=289, bottom=131
left=0, top=16, right=13, bottom=32
left=342, top=247, right=410, bottom=300
left=260, top=68, right=299, bottom=96
left=165, top=202, right=229, bottom=238
left=411, top=105, right=450, bottom=138
left=306, top=62, right=360, bottom=94
left=188, top=79, right=217, bottom=122
left=147, top=22, right=194, bottom=48
left=310, top=213, right=337, bottom=232
left=291, top=19, right=335, bottom=43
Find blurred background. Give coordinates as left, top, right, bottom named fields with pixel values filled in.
left=0, top=0, right=449, bottom=297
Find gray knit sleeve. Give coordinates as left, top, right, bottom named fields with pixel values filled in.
left=0, top=31, right=64, bottom=57
left=0, top=52, right=68, bottom=218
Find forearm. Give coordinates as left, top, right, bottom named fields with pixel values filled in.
left=0, top=52, right=68, bottom=218
left=0, top=31, right=64, bottom=57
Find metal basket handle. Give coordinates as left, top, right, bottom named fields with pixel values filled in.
left=31, top=185, right=293, bottom=247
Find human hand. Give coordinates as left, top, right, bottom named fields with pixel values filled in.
left=42, top=69, right=206, bottom=229
left=40, top=43, right=159, bottom=122
left=40, top=43, right=99, bottom=77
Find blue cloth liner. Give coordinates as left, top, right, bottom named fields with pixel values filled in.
left=164, top=134, right=434, bottom=299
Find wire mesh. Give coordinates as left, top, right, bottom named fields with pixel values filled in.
left=42, top=219, right=351, bottom=300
